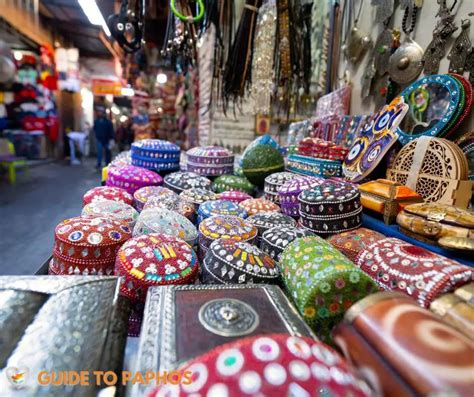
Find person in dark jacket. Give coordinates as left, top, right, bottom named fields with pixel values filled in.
left=93, top=110, right=115, bottom=168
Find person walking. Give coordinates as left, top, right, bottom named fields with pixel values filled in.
left=93, top=109, right=115, bottom=169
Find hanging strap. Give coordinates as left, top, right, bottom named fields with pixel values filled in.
left=170, top=0, right=205, bottom=23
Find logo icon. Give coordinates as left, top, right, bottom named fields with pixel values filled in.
left=5, top=366, right=28, bottom=389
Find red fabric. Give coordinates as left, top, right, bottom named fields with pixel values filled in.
left=45, top=115, right=59, bottom=141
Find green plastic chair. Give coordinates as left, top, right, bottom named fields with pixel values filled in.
left=0, top=138, right=29, bottom=184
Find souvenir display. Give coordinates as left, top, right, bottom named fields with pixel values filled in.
left=278, top=176, right=324, bottom=218
left=133, top=186, right=177, bottom=212
left=246, top=212, right=296, bottom=245
left=239, top=198, right=280, bottom=217
left=115, top=233, right=199, bottom=302
left=198, top=215, right=257, bottom=257
left=217, top=190, right=253, bottom=203
left=343, top=96, right=409, bottom=182
left=280, top=236, right=379, bottom=341
left=106, top=165, right=163, bottom=195
left=242, top=143, right=285, bottom=186
left=260, top=226, right=314, bottom=262
left=286, top=154, right=342, bottom=178
left=186, top=146, right=234, bottom=176
left=333, top=115, right=370, bottom=150
left=430, top=293, right=474, bottom=338
left=299, top=181, right=363, bottom=236
left=0, top=276, right=129, bottom=397
left=197, top=200, right=248, bottom=224
left=358, top=179, right=423, bottom=224
left=239, top=135, right=280, bottom=166
left=396, top=203, right=474, bottom=250
left=334, top=292, right=474, bottom=397
left=387, top=136, right=472, bottom=208
left=82, top=186, right=133, bottom=207
left=355, top=237, right=473, bottom=307
left=327, top=228, right=386, bottom=263
left=133, top=208, right=198, bottom=247
left=81, top=199, right=139, bottom=229
left=50, top=216, right=132, bottom=276
left=163, top=171, right=212, bottom=194
left=147, top=333, right=371, bottom=397
left=212, top=174, right=255, bottom=195
left=130, top=139, right=180, bottom=172
left=201, top=239, right=280, bottom=285
left=263, top=172, right=298, bottom=203
left=144, top=195, right=196, bottom=222
left=179, top=188, right=220, bottom=207
left=297, top=137, right=349, bottom=161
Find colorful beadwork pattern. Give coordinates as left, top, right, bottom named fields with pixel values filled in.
left=106, top=165, right=163, bottom=195
left=82, top=186, right=133, bottom=207
left=198, top=200, right=248, bottom=224
left=242, top=144, right=285, bottom=186
left=247, top=212, right=297, bottom=245
left=278, top=176, right=324, bottom=217
left=187, top=146, right=234, bottom=176
left=131, top=139, right=180, bottom=172
left=163, top=171, right=212, bottom=193
left=144, top=195, right=196, bottom=222
left=355, top=238, right=473, bottom=307
left=239, top=198, right=280, bottom=217
left=133, top=186, right=177, bottom=212
left=327, top=228, right=385, bottom=263
left=286, top=154, right=342, bottom=178
left=281, top=236, right=379, bottom=341
left=180, top=188, right=220, bottom=206
left=264, top=172, right=298, bottom=203
left=212, top=175, right=256, bottom=194
left=218, top=190, right=253, bottom=203
left=261, top=226, right=314, bottom=262
left=82, top=199, right=139, bottom=228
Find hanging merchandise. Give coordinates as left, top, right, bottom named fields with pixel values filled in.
left=0, top=41, right=15, bottom=84
left=107, top=0, right=145, bottom=53
left=448, top=19, right=472, bottom=74
left=423, top=0, right=459, bottom=75
left=343, top=0, right=372, bottom=64
left=310, top=0, right=331, bottom=95
left=373, top=28, right=396, bottom=76
left=388, top=0, right=424, bottom=85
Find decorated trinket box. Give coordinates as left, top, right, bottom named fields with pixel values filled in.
left=144, top=195, right=196, bottom=222
left=298, top=181, right=363, bottom=236
left=197, top=200, right=248, bottom=224
left=50, top=216, right=132, bottom=276
left=297, top=137, right=349, bottom=161
left=239, top=197, right=280, bottom=216
left=430, top=293, right=474, bottom=338
left=212, top=174, right=255, bottom=194
left=217, top=190, right=253, bottom=203
left=396, top=203, right=474, bottom=251
left=115, top=233, right=199, bottom=302
left=82, top=199, right=138, bottom=228
left=333, top=292, right=474, bottom=397
left=260, top=226, right=314, bottom=262
left=278, top=175, right=324, bottom=217
left=263, top=172, right=298, bottom=203
left=286, top=154, right=342, bottom=178
left=163, top=171, right=211, bottom=193
left=131, top=139, right=180, bottom=172
left=133, top=208, right=198, bottom=247
left=186, top=146, right=234, bottom=176
left=355, top=238, right=473, bottom=307
left=327, top=228, right=385, bottom=263
left=179, top=188, right=219, bottom=207
left=0, top=276, right=129, bottom=397
left=242, top=143, right=285, bottom=186
left=387, top=136, right=472, bottom=208
left=106, top=165, right=163, bottom=195
left=280, top=236, right=379, bottom=341
left=358, top=179, right=423, bottom=224
left=133, top=186, right=177, bottom=212
left=147, top=333, right=371, bottom=397
left=132, top=284, right=318, bottom=396
left=82, top=185, right=133, bottom=207
left=246, top=212, right=296, bottom=245
left=201, top=239, right=280, bottom=285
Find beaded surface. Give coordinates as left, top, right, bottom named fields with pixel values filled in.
left=264, top=172, right=298, bottom=203
left=187, top=146, right=234, bottom=176
left=106, top=165, right=163, bottom=195
left=82, top=186, right=134, bottom=207
left=261, top=226, right=314, bottom=262
left=212, top=175, right=255, bottom=194
left=82, top=199, right=139, bottom=228
left=327, top=228, right=386, bottom=263
left=218, top=190, right=253, bottom=203
left=180, top=188, right=220, bottom=206
left=247, top=212, right=296, bottom=245
left=163, top=171, right=212, bottom=193
left=198, top=200, right=248, bottom=224
left=239, top=198, right=280, bottom=216
left=133, top=186, right=177, bottom=212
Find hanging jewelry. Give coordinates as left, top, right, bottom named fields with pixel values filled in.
left=344, top=0, right=372, bottom=64
left=374, top=27, right=395, bottom=75
left=423, top=0, right=458, bottom=75
left=448, top=19, right=472, bottom=74
left=388, top=0, right=424, bottom=85
left=465, top=46, right=474, bottom=85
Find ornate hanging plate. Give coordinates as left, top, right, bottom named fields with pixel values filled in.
left=388, top=38, right=424, bottom=84
left=396, top=74, right=462, bottom=145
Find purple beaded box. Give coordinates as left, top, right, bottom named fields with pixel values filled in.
left=264, top=172, right=298, bottom=203
left=106, top=165, right=163, bottom=195
left=133, top=186, right=177, bottom=212
left=277, top=176, right=324, bottom=218
left=186, top=146, right=234, bottom=176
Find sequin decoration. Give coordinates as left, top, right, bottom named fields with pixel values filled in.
left=218, top=191, right=253, bottom=203
left=163, top=171, right=212, bottom=194
left=278, top=176, right=324, bottom=218
left=82, top=199, right=139, bottom=229
left=82, top=186, right=133, bottom=207
left=144, top=195, right=196, bottom=222
left=239, top=198, right=280, bottom=217
left=212, top=175, right=256, bottom=195
left=327, top=228, right=386, bottom=263
left=187, top=146, right=234, bottom=176
left=131, top=139, right=180, bottom=172
left=246, top=212, right=297, bottom=246
left=264, top=172, right=298, bottom=203
left=261, top=226, right=314, bottom=262
left=133, top=186, right=177, bottom=212
left=106, top=165, right=163, bottom=195
left=198, top=200, right=248, bottom=224
left=180, top=188, right=220, bottom=206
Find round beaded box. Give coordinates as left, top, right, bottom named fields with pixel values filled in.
left=280, top=236, right=378, bottom=341
left=298, top=181, right=362, bottom=236
left=180, top=188, right=220, bottom=207
left=82, top=186, right=133, bottom=207
left=327, top=228, right=385, bottom=263
left=133, top=186, right=177, bottom=212
left=187, top=146, right=234, bottom=176
left=82, top=199, right=139, bottom=229
left=242, top=144, right=285, bottom=186
left=106, top=165, right=163, bottom=195
left=246, top=212, right=296, bottom=246
left=144, top=195, right=196, bottom=222
left=239, top=198, right=280, bottom=217
left=264, top=172, right=298, bottom=203
left=197, top=200, right=248, bottom=224
left=261, top=226, right=314, bottom=262
left=356, top=237, right=473, bottom=308
left=131, top=139, right=180, bottom=172
left=148, top=334, right=372, bottom=397
left=115, top=233, right=199, bottom=302
left=50, top=216, right=132, bottom=276
left=201, top=239, right=280, bottom=285
left=218, top=190, right=253, bottom=203
left=133, top=208, right=198, bottom=247
left=163, top=171, right=212, bottom=194
left=278, top=176, right=324, bottom=218
left=212, top=175, right=255, bottom=194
